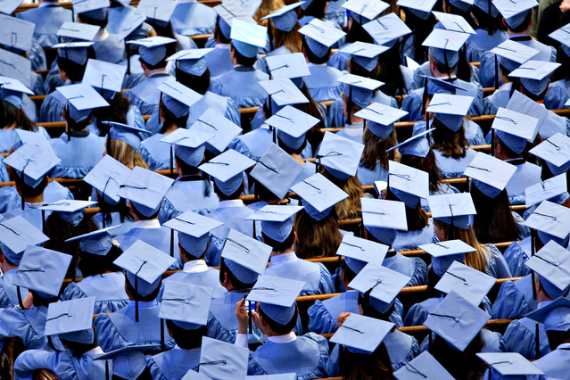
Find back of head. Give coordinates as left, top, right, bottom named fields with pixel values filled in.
left=293, top=209, right=342, bottom=259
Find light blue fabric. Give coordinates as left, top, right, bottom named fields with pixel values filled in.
left=16, top=3, right=72, bottom=49
left=405, top=297, right=443, bottom=326
left=50, top=133, right=106, bottom=178
left=117, top=225, right=177, bottom=259
left=210, top=66, right=269, bottom=107
left=171, top=1, right=216, bottom=36
left=392, top=222, right=435, bottom=251
left=501, top=317, right=550, bottom=360
left=466, top=28, right=508, bottom=62
left=506, top=162, right=542, bottom=205
left=124, top=72, right=172, bottom=116
left=94, top=33, right=126, bottom=64
left=544, top=79, right=570, bottom=110
left=412, top=62, right=481, bottom=89
left=39, top=89, right=67, bottom=122
left=146, top=347, right=201, bottom=380
left=0, top=271, right=29, bottom=308
left=209, top=290, right=264, bottom=344
left=533, top=343, right=570, bottom=380
left=433, top=148, right=478, bottom=179
left=229, top=126, right=273, bottom=161
left=384, top=253, right=427, bottom=287
left=165, top=269, right=226, bottom=300
left=485, top=82, right=511, bottom=111
left=303, top=63, right=344, bottom=103
left=14, top=348, right=105, bottom=380
left=503, top=237, right=532, bottom=277
left=356, top=162, right=389, bottom=185
left=159, top=179, right=219, bottom=223
left=485, top=244, right=513, bottom=279
left=0, top=306, right=48, bottom=353
left=60, top=272, right=129, bottom=314
left=140, top=133, right=173, bottom=170
left=107, top=6, right=153, bottom=42
left=491, top=275, right=536, bottom=319
left=204, top=44, right=234, bottom=78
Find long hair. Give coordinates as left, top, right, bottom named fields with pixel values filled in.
left=271, top=23, right=303, bottom=53
left=254, top=0, right=285, bottom=25
left=0, top=100, right=36, bottom=131
left=386, top=188, right=429, bottom=231
left=400, top=152, right=442, bottom=193
left=431, top=121, right=469, bottom=159
left=471, top=185, right=521, bottom=243
left=430, top=333, right=486, bottom=380
left=106, top=139, right=148, bottom=170
left=159, top=99, right=188, bottom=134
left=93, top=93, right=129, bottom=134
left=360, top=129, right=396, bottom=170
left=338, top=344, right=395, bottom=380
left=294, top=209, right=342, bottom=259
left=435, top=220, right=490, bottom=273
left=377, top=44, right=407, bottom=96
left=320, top=167, right=363, bottom=220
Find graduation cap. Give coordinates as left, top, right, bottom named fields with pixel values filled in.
left=493, top=0, right=537, bottom=30
left=230, top=18, right=266, bottom=58
left=161, top=128, right=210, bottom=168
left=526, top=297, right=570, bottom=332
left=137, top=0, right=176, bottom=26
left=164, top=211, right=223, bottom=258
left=387, top=125, right=434, bottom=158
left=57, top=22, right=99, bottom=41
left=428, top=193, right=477, bottom=229
left=250, top=143, right=303, bottom=199
left=526, top=240, right=570, bottom=298
left=259, top=78, right=309, bottom=107
left=248, top=205, right=302, bottom=243
left=524, top=200, right=570, bottom=245
left=435, top=261, right=495, bottom=306
left=340, top=41, right=389, bottom=72
left=524, top=174, right=568, bottom=207
left=167, top=48, right=214, bottom=76
left=265, top=53, right=310, bottom=80
left=363, top=13, right=411, bottom=47
left=0, top=216, right=48, bottom=265
left=420, top=239, right=476, bottom=277
left=82, top=59, right=127, bottom=97
left=199, top=149, right=254, bottom=196
left=0, top=0, right=23, bottom=15
left=549, top=23, right=570, bottom=57
left=53, top=41, right=94, bottom=65
left=38, top=200, right=94, bottom=227
left=84, top=155, right=130, bottom=205
left=448, top=0, right=475, bottom=13
left=477, top=352, right=543, bottom=377
left=160, top=281, right=212, bottom=329
left=424, top=291, right=490, bottom=351
left=362, top=197, right=408, bottom=232
left=262, top=1, right=303, bottom=32
left=265, top=106, right=319, bottom=150
left=529, top=133, right=570, bottom=176
left=337, top=234, right=389, bottom=274
left=509, top=60, right=561, bottom=96
left=331, top=313, right=394, bottom=354
left=191, top=108, right=242, bottom=154
left=433, top=11, right=476, bottom=34
left=221, top=228, right=272, bottom=284
left=427, top=93, right=473, bottom=132
left=159, top=78, right=202, bottom=118
left=65, top=225, right=120, bottom=256
left=4, top=142, right=60, bottom=188
left=0, top=75, right=33, bottom=109
left=198, top=337, right=249, bottom=380
left=13, top=246, right=72, bottom=298
left=291, top=172, right=348, bottom=221
left=388, top=160, right=429, bottom=208
left=118, top=167, right=174, bottom=217
left=104, top=121, right=152, bottom=150
left=73, top=0, right=110, bottom=17
left=342, top=0, right=389, bottom=24
left=492, top=107, right=539, bottom=154
left=464, top=152, right=517, bottom=198
left=128, top=36, right=177, bottom=65
left=490, top=39, right=539, bottom=73
left=299, top=18, right=346, bottom=58
left=0, top=14, right=34, bottom=53
left=107, top=6, right=146, bottom=40
left=247, top=274, right=304, bottom=325
left=394, top=351, right=455, bottom=380
left=13, top=130, right=48, bottom=148
left=214, top=2, right=252, bottom=40
left=316, top=132, right=364, bottom=180
left=397, top=0, right=437, bottom=20
left=423, top=28, right=470, bottom=68
left=45, top=297, right=96, bottom=344
left=339, top=73, right=384, bottom=109
left=55, top=83, right=109, bottom=123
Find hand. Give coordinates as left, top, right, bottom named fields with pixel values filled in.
left=22, top=292, right=34, bottom=309
left=337, top=312, right=352, bottom=327
left=561, top=0, right=570, bottom=12
left=235, top=299, right=249, bottom=334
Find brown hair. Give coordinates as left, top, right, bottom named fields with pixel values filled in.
left=271, top=24, right=303, bottom=53
left=338, top=343, right=395, bottom=380
left=360, top=128, right=396, bottom=170
left=106, top=139, right=149, bottom=170
left=294, top=210, right=342, bottom=259
left=320, top=168, right=363, bottom=220
left=431, top=121, right=468, bottom=159
left=435, top=220, right=490, bottom=273
left=254, top=0, right=285, bottom=25
left=471, top=185, right=521, bottom=243
left=400, top=152, right=442, bottom=193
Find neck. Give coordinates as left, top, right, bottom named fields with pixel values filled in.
left=271, top=247, right=294, bottom=257
left=144, top=67, right=165, bottom=77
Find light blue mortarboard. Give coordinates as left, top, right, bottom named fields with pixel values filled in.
left=526, top=297, right=570, bottom=332
left=361, top=198, right=408, bottom=244
left=214, top=2, right=251, bottom=40
left=55, top=83, right=109, bottom=123
left=424, top=291, right=490, bottom=351
left=161, top=128, right=210, bottom=168
left=0, top=75, right=33, bottom=109
left=317, top=132, right=364, bottom=180
left=95, top=344, right=161, bottom=380
left=167, top=48, right=214, bottom=76
left=0, top=0, right=23, bottom=15
left=435, top=261, right=495, bottom=306
left=137, top=0, right=176, bottom=27
left=420, top=239, right=476, bottom=276
left=549, top=23, right=570, bottom=57
left=339, top=73, right=384, bottom=109
left=427, top=93, right=473, bottom=132
left=57, top=22, right=99, bottom=41
left=422, top=75, right=465, bottom=96
left=231, top=18, right=266, bottom=58
left=433, top=11, right=476, bottom=34
left=363, top=13, right=411, bottom=47
left=259, top=78, right=309, bottom=107
left=529, top=133, right=570, bottom=176
left=4, top=142, right=60, bottom=188
left=493, top=0, right=537, bottom=30
left=340, top=42, right=389, bottom=72
left=474, top=0, right=499, bottom=17
left=0, top=14, right=34, bottom=52
left=73, top=0, right=110, bottom=21
left=490, top=39, right=539, bottom=73
left=523, top=200, right=570, bottom=246
left=222, top=228, right=272, bottom=284
left=160, top=281, right=211, bottom=329
left=13, top=246, right=72, bottom=298
left=127, top=36, right=177, bottom=65
left=524, top=174, right=568, bottom=207
left=198, top=337, right=249, bottom=380
left=265, top=106, right=319, bottom=150
left=428, top=193, right=476, bottom=229
left=386, top=126, right=434, bottom=159
left=262, top=2, right=303, bottom=32
left=66, top=225, right=121, bottom=257
left=355, top=102, right=407, bottom=139
left=291, top=173, right=348, bottom=221
left=337, top=234, right=388, bottom=274
left=248, top=205, right=303, bottom=243
left=509, top=60, right=561, bottom=96
left=465, top=152, right=517, bottom=199
left=526, top=240, right=570, bottom=299
left=250, top=143, right=303, bottom=199
left=0, top=216, right=48, bottom=265
left=14, top=130, right=48, bottom=148
left=45, top=297, right=96, bottom=344
left=114, top=240, right=175, bottom=296
left=394, top=351, right=455, bottom=380
left=492, top=106, right=539, bottom=154
left=104, top=121, right=152, bottom=150
left=388, top=161, right=429, bottom=208
left=84, top=155, right=130, bottom=205
left=331, top=313, right=394, bottom=354
left=199, top=149, right=254, bottom=196
left=299, top=18, right=346, bottom=58
left=159, top=78, right=202, bottom=118
left=107, top=5, right=146, bottom=40
left=247, top=274, right=304, bottom=325
left=118, top=167, right=174, bottom=217
left=342, top=0, right=389, bottom=24
left=39, top=200, right=95, bottom=227
left=397, top=0, right=437, bottom=20
left=423, top=28, right=470, bottom=68
left=164, top=211, right=223, bottom=258
left=82, top=59, right=126, bottom=98
left=0, top=47, right=31, bottom=88
left=266, top=53, right=310, bottom=80
left=54, top=42, right=94, bottom=65
left=191, top=108, right=243, bottom=154
left=477, top=352, right=543, bottom=377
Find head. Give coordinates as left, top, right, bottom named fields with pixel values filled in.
left=302, top=36, right=330, bottom=64
left=165, top=319, right=208, bottom=350
left=338, top=342, right=395, bottom=380
left=293, top=208, right=342, bottom=259
left=77, top=10, right=108, bottom=28
left=106, top=139, right=149, bottom=170
left=360, top=128, right=396, bottom=170
left=400, top=151, right=442, bottom=193
left=471, top=184, right=521, bottom=243
left=271, top=23, right=303, bottom=53
left=57, top=48, right=93, bottom=83
left=93, top=92, right=129, bottom=130
left=431, top=120, right=468, bottom=159
left=505, top=10, right=533, bottom=34
left=219, top=258, right=257, bottom=291
left=63, top=106, right=92, bottom=133
left=175, top=66, right=211, bottom=95
left=229, top=44, right=257, bottom=67
left=255, top=302, right=298, bottom=336
left=159, top=97, right=189, bottom=134
left=429, top=333, right=486, bottom=379
left=385, top=187, right=429, bottom=231
left=78, top=244, right=123, bottom=278
left=139, top=44, right=176, bottom=75
left=261, top=230, right=295, bottom=254
left=6, top=165, right=48, bottom=202
left=124, top=275, right=162, bottom=302
left=0, top=100, right=35, bottom=131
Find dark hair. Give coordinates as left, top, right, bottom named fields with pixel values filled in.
left=301, top=0, right=326, bottom=19
left=430, top=333, right=486, bottom=380
left=346, top=18, right=374, bottom=44
left=258, top=303, right=298, bottom=334
left=431, top=121, right=468, bottom=159
left=214, top=16, right=232, bottom=44
left=31, top=290, right=56, bottom=307
left=77, top=12, right=108, bottom=28
left=546, top=330, right=570, bottom=351
left=401, top=151, right=442, bottom=193
left=293, top=209, right=342, bottom=259
left=175, top=67, right=211, bottom=95
left=471, top=185, right=521, bottom=243
left=125, top=275, right=162, bottom=301
left=385, top=188, right=429, bottom=231
left=377, top=44, right=407, bottom=96
left=359, top=291, right=396, bottom=321
left=456, top=49, right=474, bottom=82
left=0, top=101, right=35, bottom=131
left=252, top=179, right=280, bottom=203
left=403, top=10, right=435, bottom=63
left=78, top=245, right=123, bottom=277
left=57, top=54, right=91, bottom=83
left=63, top=107, right=92, bottom=132
left=93, top=93, right=129, bottom=133
left=472, top=6, right=501, bottom=34
left=165, top=319, right=207, bottom=349
left=159, top=98, right=188, bottom=134
left=507, top=11, right=532, bottom=33
left=303, top=37, right=330, bottom=64
left=231, top=45, right=257, bottom=67
left=338, top=343, right=395, bottom=380
left=219, top=258, right=257, bottom=290
left=360, top=129, right=395, bottom=170
left=174, top=157, right=202, bottom=177
left=44, top=211, right=96, bottom=254
left=261, top=231, right=295, bottom=253
left=61, top=340, right=97, bottom=357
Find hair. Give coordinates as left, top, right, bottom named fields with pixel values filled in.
left=125, top=276, right=162, bottom=301
left=93, top=93, right=129, bottom=132
left=302, top=37, right=330, bottom=64
left=386, top=188, right=429, bottom=231
left=219, top=258, right=257, bottom=290
left=434, top=219, right=490, bottom=273
left=159, top=98, right=188, bottom=134
left=400, top=151, right=442, bottom=193
left=472, top=6, right=501, bottom=35
left=7, top=165, right=48, bottom=201
left=360, top=128, right=396, bottom=170
left=377, top=44, right=407, bottom=96
left=271, top=23, right=303, bottom=53
left=252, top=179, right=280, bottom=203
left=43, top=211, right=96, bottom=254
left=294, top=209, right=342, bottom=259
left=255, top=0, right=286, bottom=25
left=214, top=16, right=231, bottom=44
left=494, top=134, right=521, bottom=160
left=63, top=107, right=92, bottom=133
left=57, top=56, right=90, bottom=83
left=174, top=156, right=202, bottom=177
left=61, top=340, right=97, bottom=357
left=139, top=41, right=175, bottom=71
left=471, top=185, right=521, bottom=243
left=175, top=67, right=211, bottom=95
left=262, top=231, right=295, bottom=253
left=258, top=303, right=298, bottom=334
left=77, top=12, right=108, bottom=28
left=165, top=319, right=207, bottom=349
left=31, top=290, right=56, bottom=307
left=507, top=11, right=532, bottom=33
left=431, top=121, right=469, bottom=159
left=430, top=333, right=486, bottom=380
left=546, top=330, right=570, bottom=351
left=403, top=10, right=435, bottom=63
left=106, top=139, right=148, bottom=170
left=456, top=48, right=474, bottom=83
left=346, top=18, right=374, bottom=44
left=231, top=45, right=257, bottom=67
left=338, top=343, right=395, bottom=380
left=78, top=245, right=123, bottom=277
left=0, top=100, right=35, bottom=131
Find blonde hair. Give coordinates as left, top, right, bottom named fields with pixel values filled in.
left=294, top=210, right=342, bottom=259
left=336, top=176, right=364, bottom=220
left=271, top=24, right=303, bottom=53
left=255, top=0, right=285, bottom=26
left=106, top=139, right=149, bottom=170
left=435, top=220, right=490, bottom=273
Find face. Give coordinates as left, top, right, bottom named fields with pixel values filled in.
left=434, top=221, right=447, bottom=241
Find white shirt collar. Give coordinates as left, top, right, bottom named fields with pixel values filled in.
left=269, top=252, right=297, bottom=266
left=218, top=200, right=245, bottom=209
left=133, top=219, right=161, bottom=229
left=183, top=260, right=209, bottom=273
left=267, top=332, right=297, bottom=343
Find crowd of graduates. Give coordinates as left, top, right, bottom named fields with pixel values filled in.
left=0, top=0, right=570, bottom=379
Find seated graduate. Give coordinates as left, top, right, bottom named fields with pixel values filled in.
left=465, top=0, right=508, bottom=62
left=530, top=133, right=570, bottom=179
left=210, top=19, right=269, bottom=108
left=290, top=173, right=344, bottom=261
left=397, top=0, right=437, bottom=64
left=60, top=227, right=129, bottom=314
left=123, top=36, right=176, bottom=116
left=107, top=0, right=153, bottom=43
left=361, top=197, right=428, bottom=286
left=170, top=0, right=217, bottom=37
left=48, top=84, right=108, bottom=179
left=0, top=216, right=47, bottom=308
left=16, top=0, right=73, bottom=51
left=146, top=280, right=231, bottom=380
left=94, top=240, right=176, bottom=352
left=14, top=297, right=106, bottom=380
left=162, top=211, right=226, bottom=298
left=202, top=3, right=240, bottom=78
left=0, top=75, right=39, bottom=126
left=479, top=352, right=545, bottom=380
left=261, top=2, right=303, bottom=57
left=0, top=247, right=72, bottom=352
left=544, top=24, right=570, bottom=109
left=235, top=275, right=330, bottom=378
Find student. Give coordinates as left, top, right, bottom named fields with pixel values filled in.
left=262, top=2, right=304, bottom=56
left=107, top=0, right=152, bottom=43
left=203, top=3, right=242, bottom=78
left=16, top=0, right=73, bottom=50
left=544, top=24, right=570, bottom=109
left=235, top=275, right=330, bottom=378
left=14, top=297, right=106, bottom=380
left=466, top=0, right=508, bottom=62
left=398, top=0, right=438, bottom=63
left=255, top=0, right=286, bottom=26
left=170, top=0, right=217, bottom=37
left=0, top=75, right=39, bottom=124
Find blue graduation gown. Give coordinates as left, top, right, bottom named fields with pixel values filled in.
left=466, top=28, right=508, bottom=62
left=164, top=260, right=226, bottom=299
left=16, top=3, right=72, bottom=49
left=94, top=31, right=126, bottom=64
left=171, top=1, right=216, bottom=36
left=491, top=275, right=536, bottom=319
left=0, top=306, right=47, bottom=353
left=210, top=66, right=269, bottom=107
left=506, top=162, right=542, bottom=205
left=204, top=43, right=234, bottom=78
left=392, top=223, right=434, bottom=251
left=412, top=62, right=481, bottom=89
left=50, top=132, right=106, bottom=178
left=39, top=88, right=67, bottom=122
left=60, top=272, right=128, bottom=314
left=356, top=162, right=389, bottom=185
left=140, top=133, right=172, bottom=170
left=303, top=63, right=344, bottom=103
left=503, top=237, right=532, bottom=277
left=264, top=253, right=335, bottom=295
left=229, top=126, right=273, bottom=160
left=116, top=220, right=176, bottom=258
left=124, top=72, right=171, bottom=116
left=14, top=348, right=105, bottom=380
left=383, top=253, right=427, bottom=287
left=146, top=347, right=200, bottom=380
left=544, top=79, right=570, bottom=110
left=433, top=148, right=477, bottom=179
left=159, top=178, right=220, bottom=223
left=485, top=244, right=513, bottom=279
left=501, top=317, right=550, bottom=360
left=405, top=297, right=443, bottom=326
left=108, top=7, right=153, bottom=42
left=0, top=270, right=29, bottom=308
left=248, top=333, right=329, bottom=379
left=533, top=343, right=570, bottom=380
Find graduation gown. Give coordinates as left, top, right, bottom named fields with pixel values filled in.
left=204, top=43, right=234, bottom=78
left=383, top=253, right=428, bottom=287
left=533, top=343, right=570, bottom=379
left=146, top=346, right=200, bottom=380
left=170, top=1, right=216, bottom=36
left=60, top=272, right=129, bottom=314
left=506, top=162, right=542, bottom=205
left=16, top=3, right=72, bottom=49
left=433, top=148, right=477, bottom=179
left=159, top=178, right=220, bottom=224
left=14, top=348, right=105, bottom=380
left=50, top=132, right=106, bottom=178
left=124, top=72, right=171, bottom=116
left=503, top=237, right=532, bottom=277
left=140, top=133, right=172, bottom=170
left=0, top=270, right=29, bottom=308
left=501, top=317, right=550, bottom=360
left=0, top=306, right=48, bottom=353
left=210, top=66, right=269, bottom=107
left=303, top=63, right=344, bottom=103
left=164, top=260, right=226, bottom=300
